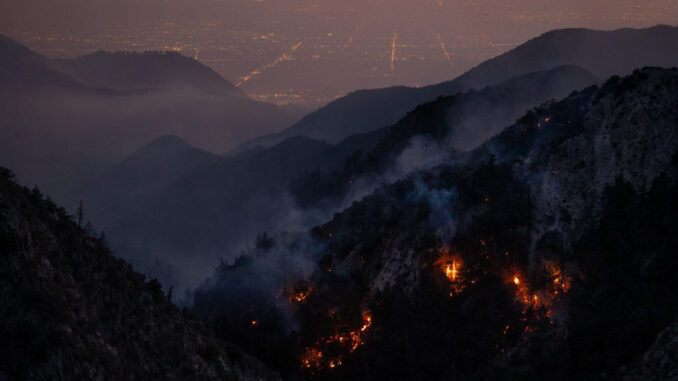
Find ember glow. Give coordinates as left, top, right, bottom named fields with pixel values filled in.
left=283, top=281, right=314, bottom=304
left=301, top=348, right=325, bottom=369
left=537, top=116, right=553, bottom=129
left=446, top=261, right=459, bottom=281
left=301, top=311, right=373, bottom=370
left=435, top=250, right=466, bottom=295
left=289, top=286, right=313, bottom=303
left=509, top=262, right=573, bottom=319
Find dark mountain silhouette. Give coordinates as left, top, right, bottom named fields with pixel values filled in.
left=444, top=25, right=678, bottom=91
left=241, top=24, right=678, bottom=149
left=81, top=135, right=220, bottom=226
left=290, top=65, right=597, bottom=207
left=52, top=51, right=246, bottom=96
left=195, top=67, right=678, bottom=380
left=91, top=131, right=385, bottom=289
left=0, top=34, right=303, bottom=205
left=0, top=168, right=279, bottom=380
left=0, top=34, right=91, bottom=91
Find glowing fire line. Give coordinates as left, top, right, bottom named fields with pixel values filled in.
left=235, top=41, right=303, bottom=87
left=301, top=312, right=373, bottom=370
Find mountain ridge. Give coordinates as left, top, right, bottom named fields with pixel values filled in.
left=240, top=24, right=678, bottom=150
left=52, top=50, right=246, bottom=96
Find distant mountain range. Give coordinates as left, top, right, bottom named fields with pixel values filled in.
left=0, top=34, right=302, bottom=203
left=51, top=50, right=246, bottom=96
left=0, top=34, right=90, bottom=91
left=241, top=24, right=678, bottom=149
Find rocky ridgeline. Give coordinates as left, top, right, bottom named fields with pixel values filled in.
left=501, top=67, right=678, bottom=255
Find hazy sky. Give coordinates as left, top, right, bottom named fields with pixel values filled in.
left=3, top=0, right=677, bottom=30
left=2, top=1, right=677, bottom=106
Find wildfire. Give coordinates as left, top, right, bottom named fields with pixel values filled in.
left=509, top=263, right=573, bottom=321
left=301, top=348, right=324, bottom=369
left=435, top=250, right=466, bottom=295
left=546, top=262, right=572, bottom=296
left=445, top=261, right=459, bottom=281
left=286, top=282, right=314, bottom=304
left=537, top=116, right=553, bottom=129
left=289, top=287, right=313, bottom=303
left=301, top=311, right=373, bottom=370
left=360, top=314, right=372, bottom=333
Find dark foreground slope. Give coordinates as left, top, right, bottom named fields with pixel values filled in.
left=194, top=68, right=678, bottom=380
left=0, top=168, right=277, bottom=380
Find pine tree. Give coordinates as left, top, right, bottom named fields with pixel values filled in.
left=76, top=200, right=84, bottom=227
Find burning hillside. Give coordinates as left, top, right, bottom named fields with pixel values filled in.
left=301, top=311, right=373, bottom=371
left=192, top=68, right=678, bottom=380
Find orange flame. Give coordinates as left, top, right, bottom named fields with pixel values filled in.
left=301, top=311, right=372, bottom=370
left=435, top=250, right=466, bottom=295
left=509, top=262, right=573, bottom=327
left=289, top=286, right=313, bottom=303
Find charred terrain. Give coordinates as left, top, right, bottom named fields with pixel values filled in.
left=1, top=24, right=678, bottom=381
